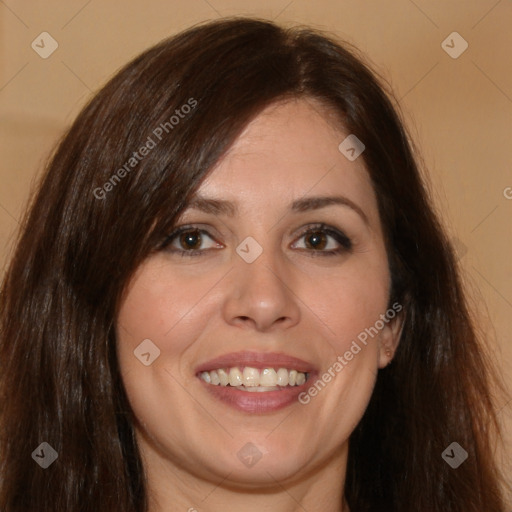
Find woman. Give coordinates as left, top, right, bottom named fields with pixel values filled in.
left=0, top=17, right=508, bottom=512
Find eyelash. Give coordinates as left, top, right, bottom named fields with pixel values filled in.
left=161, top=223, right=352, bottom=257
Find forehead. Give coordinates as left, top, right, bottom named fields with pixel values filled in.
left=195, top=98, right=381, bottom=228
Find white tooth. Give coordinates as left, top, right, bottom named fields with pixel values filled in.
left=204, top=366, right=305, bottom=387
left=276, top=368, right=289, bottom=386
left=209, top=370, right=220, bottom=385
left=296, top=372, right=306, bottom=385
left=218, top=368, right=229, bottom=386
left=229, top=367, right=243, bottom=387
left=243, top=366, right=260, bottom=387
left=259, top=368, right=278, bottom=386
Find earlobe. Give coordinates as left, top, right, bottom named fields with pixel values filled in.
left=378, top=310, right=405, bottom=368
left=378, top=344, right=394, bottom=368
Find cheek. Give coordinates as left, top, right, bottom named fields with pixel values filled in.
left=115, top=264, right=223, bottom=457
left=117, top=260, right=222, bottom=359
left=300, top=256, right=391, bottom=349
left=295, top=265, right=389, bottom=441
left=115, top=258, right=233, bottom=434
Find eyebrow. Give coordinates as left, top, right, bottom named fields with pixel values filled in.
left=186, top=195, right=369, bottom=225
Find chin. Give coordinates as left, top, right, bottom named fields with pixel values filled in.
left=197, top=437, right=313, bottom=488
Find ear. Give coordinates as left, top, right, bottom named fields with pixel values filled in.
left=377, top=303, right=405, bottom=369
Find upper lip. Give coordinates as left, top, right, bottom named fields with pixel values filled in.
left=195, top=350, right=317, bottom=374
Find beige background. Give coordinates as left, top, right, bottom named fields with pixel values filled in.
left=1, top=0, right=511, bottom=496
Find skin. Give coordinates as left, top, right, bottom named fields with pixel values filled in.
left=116, top=98, right=403, bottom=512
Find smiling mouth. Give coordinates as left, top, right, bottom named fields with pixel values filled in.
left=198, top=366, right=309, bottom=391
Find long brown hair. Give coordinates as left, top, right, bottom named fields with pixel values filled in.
left=0, top=17, right=507, bottom=511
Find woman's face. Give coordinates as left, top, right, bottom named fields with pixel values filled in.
left=116, top=98, right=402, bottom=491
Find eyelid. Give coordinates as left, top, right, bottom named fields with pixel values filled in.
left=161, top=224, right=224, bottom=253
left=291, top=223, right=353, bottom=253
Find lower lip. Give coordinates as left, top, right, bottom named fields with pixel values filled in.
left=197, top=375, right=316, bottom=413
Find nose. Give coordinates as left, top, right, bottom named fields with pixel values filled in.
left=222, top=247, right=301, bottom=332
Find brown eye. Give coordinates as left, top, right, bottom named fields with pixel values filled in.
left=304, top=231, right=328, bottom=250
left=162, top=226, right=222, bottom=255
left=179, top=230, right=202, bottom=250
left=291, top=224, right=353, bottom=256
